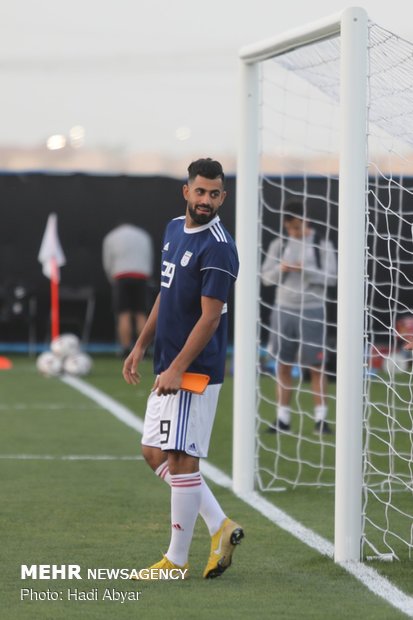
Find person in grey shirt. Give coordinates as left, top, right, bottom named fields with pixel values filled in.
left=103, top=223, right=153, bottom=356
left=261, top=201, right=337, bottom=435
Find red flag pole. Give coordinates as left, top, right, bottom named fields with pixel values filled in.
left=50, top=257, right=60, bottom=340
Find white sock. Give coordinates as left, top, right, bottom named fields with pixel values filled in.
left=198, top=480, right=226, bottom=536
left=155, top=463, right=226, bottom=536
left=165, top=472, right=202, bottom=566
left=277, top=406, right=291, bottom=425
left=314, top=405, right=328, bottom=422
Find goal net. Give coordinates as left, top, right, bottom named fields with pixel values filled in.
left=234, top=9, right=413, bottom=562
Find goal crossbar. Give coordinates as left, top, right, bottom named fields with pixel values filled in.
left=239, top=11, right=343, bottom=63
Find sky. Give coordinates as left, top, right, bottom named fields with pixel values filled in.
left=1, top=0, right=412, bottom=163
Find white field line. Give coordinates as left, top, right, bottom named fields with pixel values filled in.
left=62, top=374, right=413, bottom=618
left=62, top=375, right=144, bottom=434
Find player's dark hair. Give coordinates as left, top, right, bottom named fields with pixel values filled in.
left=284, top=201, right=304, bottom=221
left=187, top=158, right=225, bottom=186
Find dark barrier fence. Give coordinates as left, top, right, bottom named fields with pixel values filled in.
left=1, top=173, right=412, bottom=352
left=0, top=173, right=236, bottom=348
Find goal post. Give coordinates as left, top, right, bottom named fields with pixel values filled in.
left=233, top=7, right=369, bottom=561
left=334, top=8, right=368, bottom=563
left=232, top=60, right=260, bottom=497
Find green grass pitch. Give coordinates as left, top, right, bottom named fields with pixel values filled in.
left=0, top=356, right=410, bottom=619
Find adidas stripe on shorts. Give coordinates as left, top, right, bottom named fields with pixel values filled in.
left=141, top=384, right=222, bottom=458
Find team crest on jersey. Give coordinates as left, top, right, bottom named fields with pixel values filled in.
left=180, top=251, right=193, bottom=267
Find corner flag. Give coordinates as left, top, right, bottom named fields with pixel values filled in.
left=38, top=213, right=66, bottom=340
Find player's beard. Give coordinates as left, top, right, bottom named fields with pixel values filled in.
left=187, top=203, right=216, bottom=225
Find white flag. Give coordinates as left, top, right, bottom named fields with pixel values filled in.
left=38, top=213, right=66, bottom=280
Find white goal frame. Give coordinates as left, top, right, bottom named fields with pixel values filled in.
left=233, top=6, right=368, bottom=563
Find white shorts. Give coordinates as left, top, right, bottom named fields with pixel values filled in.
left=141, top=384, right=222, bottom=458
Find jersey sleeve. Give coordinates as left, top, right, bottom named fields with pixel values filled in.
left=200, top=242, right=239, bottom=302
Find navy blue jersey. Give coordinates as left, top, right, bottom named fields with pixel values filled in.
left=154, top=215, right=239, bottom=384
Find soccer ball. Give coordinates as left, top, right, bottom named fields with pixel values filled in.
left=63, top=352, right=92, bottom=376
left=36, top=351, right=63, bottom=377
left=51, top=333, right=80, bottom=359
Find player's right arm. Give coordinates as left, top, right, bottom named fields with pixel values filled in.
left=261, top=238, right=283, bottom=286
left=122, top=293, right=160, bottom=385
left=102, top=236, right=113, bottom=281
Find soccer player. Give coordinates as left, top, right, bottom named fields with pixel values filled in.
left=123, top=158, right=243, bottom=578
left=261, top=201, right=337, bottom=434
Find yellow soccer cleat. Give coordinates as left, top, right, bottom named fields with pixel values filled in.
left=130, top=555, right=189, bottom=580
left=203, top=518, right=244, bottom=579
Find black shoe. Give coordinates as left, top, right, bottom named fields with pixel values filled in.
left=313, top=420, right=333, bottom=435
left=266, top=420, right=291, bottom=434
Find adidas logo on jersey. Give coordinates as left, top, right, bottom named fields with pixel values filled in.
left=163, top=242, right=170, bottom=251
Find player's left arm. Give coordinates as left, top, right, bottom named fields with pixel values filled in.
left=154, top=295, right=224, bottom=395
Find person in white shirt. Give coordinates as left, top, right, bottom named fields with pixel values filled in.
left=103, top=223, right=153, bottom=356
left=261, top=201, right=337, bottom=435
